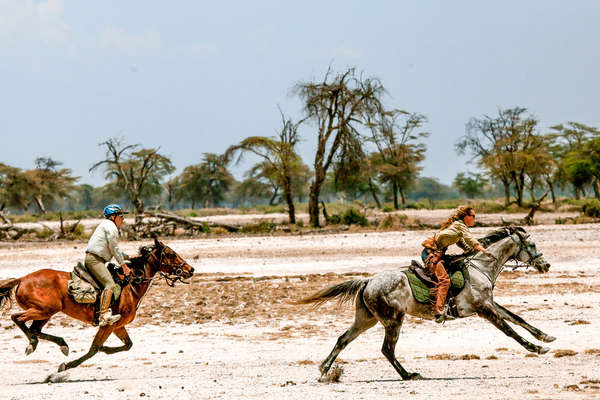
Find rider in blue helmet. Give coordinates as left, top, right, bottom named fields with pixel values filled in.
left=85, top=204, right=131, bottom=326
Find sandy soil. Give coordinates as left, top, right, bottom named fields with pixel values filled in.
left=1, top=215, right=599, bottom=399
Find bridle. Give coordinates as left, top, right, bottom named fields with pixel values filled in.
left=145, top=245, right=190, bottom=287
left=508, top=231, right=544, bottom=268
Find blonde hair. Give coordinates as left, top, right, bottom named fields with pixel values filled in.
left=439, top=205, right=474, bottom=230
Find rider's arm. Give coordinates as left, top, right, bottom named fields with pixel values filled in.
left=105, top=225, right=127, bottom=266
left=458, top=223, right=495, bottom=259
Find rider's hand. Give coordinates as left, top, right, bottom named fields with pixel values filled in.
left=121, top=263, right=131, bottom=276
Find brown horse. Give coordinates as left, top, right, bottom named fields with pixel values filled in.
left=0, top=238, right=194, bottom=372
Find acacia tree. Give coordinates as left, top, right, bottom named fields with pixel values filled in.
left=453, top=172, right=488, bottom=199
left=367, top=110, right=428, bottom=209
left=225, top=111, right=305, bottom=224
left=27, top=158, right=78, bottom=214
left=547, top=122, right=600, bottom=199
left=178, top=153, right=234, bottom=209
left=295, top=67, right=385, bottom=226
left=458, top=107, right=550, bottom=206
left=90, top=138, right=175, bottom=223
left=0, top=163, right=31, bottom=212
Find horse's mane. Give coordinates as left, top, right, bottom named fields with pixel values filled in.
left=478, top=226, right=526, bottom=248
left=128, top=245, right=155, bottom=270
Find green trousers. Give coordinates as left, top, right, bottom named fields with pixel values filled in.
left=84, top=253, right=121, bottom=301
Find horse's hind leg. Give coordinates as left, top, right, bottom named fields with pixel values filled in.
left=478, top=303, right=549, bottom=354
left=494, top=302, right=556, bottom=343
left=319, top=297, right=376, bottom=377
left=11, top=311, right=39, bottom=355
left=381, top=321, right=422, bottom=380
left=30, top=319, right=70, bottom=356
left=11, top=307, right=56, bottom=356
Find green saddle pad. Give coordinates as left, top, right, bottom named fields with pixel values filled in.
left=403, top=270, right=465, bottom=304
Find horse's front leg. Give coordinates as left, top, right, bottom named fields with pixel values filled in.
left=494, top=302, right=556, bottom=343
left=58, top=326, right=112, bottom=372
left=478, top=302, right=550, bottom=354
left=100, top=327, right=133, bottom=355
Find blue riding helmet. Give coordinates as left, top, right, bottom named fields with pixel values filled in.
left=103, top=204, right=129, bottom=218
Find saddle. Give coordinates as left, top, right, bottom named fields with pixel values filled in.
left=405, top=259, right=469, bottom=318
left=68, top=262, right=128, bottom=325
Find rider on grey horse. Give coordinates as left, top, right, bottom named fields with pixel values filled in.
left=421, top=206, right=495, bottom=323
left=84, top=204, right=131, bottom=326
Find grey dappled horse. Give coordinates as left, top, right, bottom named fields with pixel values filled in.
left=297, top=227, right=553, bottom=380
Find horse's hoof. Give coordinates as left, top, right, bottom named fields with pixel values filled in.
left=57, top=363, right=67, bottom=372
left=541, top=335, right=556, bottom=343
left=60, top=346, right=69, bottom=356
left=406, top=372, right=423, bottom=380
left=25, top=344, right=34, bottom=356
left=538, top=347, right=550, bottom=355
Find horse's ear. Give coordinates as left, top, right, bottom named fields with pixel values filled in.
left=154, top=237, right=163, bottom=248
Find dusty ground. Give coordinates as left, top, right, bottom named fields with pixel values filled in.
left=0, top=212, right=599, bottom=399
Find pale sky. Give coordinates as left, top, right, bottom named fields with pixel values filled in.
left=2, top=1, right=599, bottom=186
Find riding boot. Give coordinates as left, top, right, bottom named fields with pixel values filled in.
left=98, top=288, right=121, bottom=326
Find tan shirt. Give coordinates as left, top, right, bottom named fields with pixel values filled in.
left=434, top=220, right=481, bottom=251
left=85, top=219, right=126, bottom=264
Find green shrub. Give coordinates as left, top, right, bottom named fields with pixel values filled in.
left=342, top=208, right=368, bottom=226
left=240, top=221, right=277, bottom=233
left=187, top=211, right=198, bottom=218
left=36, top=228, right=55, bottom=239
left=382, top=206, right=394, bottom=213
left=582, top=199, right=600, bottom=218
left=296, top=220, right=304, bottom=228
left=404, top=202, right=427, bottom=210
left=326, top=214, right=342, bottom=224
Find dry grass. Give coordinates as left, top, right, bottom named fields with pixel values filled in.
left=569, top=319, right=591, bottom=325
left=584, top=348, right=600, bottom=355
left=553, top=349, right=578, bottom=358
left=427, top=353, right=480, bottom=360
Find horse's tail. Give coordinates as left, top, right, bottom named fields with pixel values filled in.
left=294, top=279, right=369, bottom=308
left=0, top=279, right=20, bottom=313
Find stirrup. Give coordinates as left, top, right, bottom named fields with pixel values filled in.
left=434, top=305, right=456, bottom=324
left=99, top=310, right=121, bottom=326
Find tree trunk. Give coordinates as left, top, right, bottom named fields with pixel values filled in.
left=593, top=178, right=600, bottom=199
left=308, top=182, right=321, bottom=227
left=281, top=177, right=296, bottom=224
left=132, top=196, right=144, bottom=225
left=502, top=179, right=511, bottom=206
left=34, top=195, right=47, bottom=215
left=399, top=186, right=406, bottom=206
left=546, top=178, right=556, bottom=208
left=269, top=187, right=279, bottom=206
left=367, top=178, right=381, bottom=208
left=392, top=181, right=399, bottom=210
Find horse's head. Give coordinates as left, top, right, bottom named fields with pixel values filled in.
left=141, top=238, right=195, bottom=285
left=510, top=228, right=551, bottom=273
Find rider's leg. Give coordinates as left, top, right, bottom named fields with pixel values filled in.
left=85, top=253, right=121, bottom=326
left=431, top=260, right=450, bottom=319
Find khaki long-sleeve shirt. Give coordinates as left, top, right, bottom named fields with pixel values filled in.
left=434, top=220, right=481, bottom=251
left=85, top=219, right=127, bottom=264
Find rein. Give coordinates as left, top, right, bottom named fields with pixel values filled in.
left=464, top=232, right=540, bottom=287
left=508, top=233, right=543, bottom=268
left=147, top=245, right=189, bottom=287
